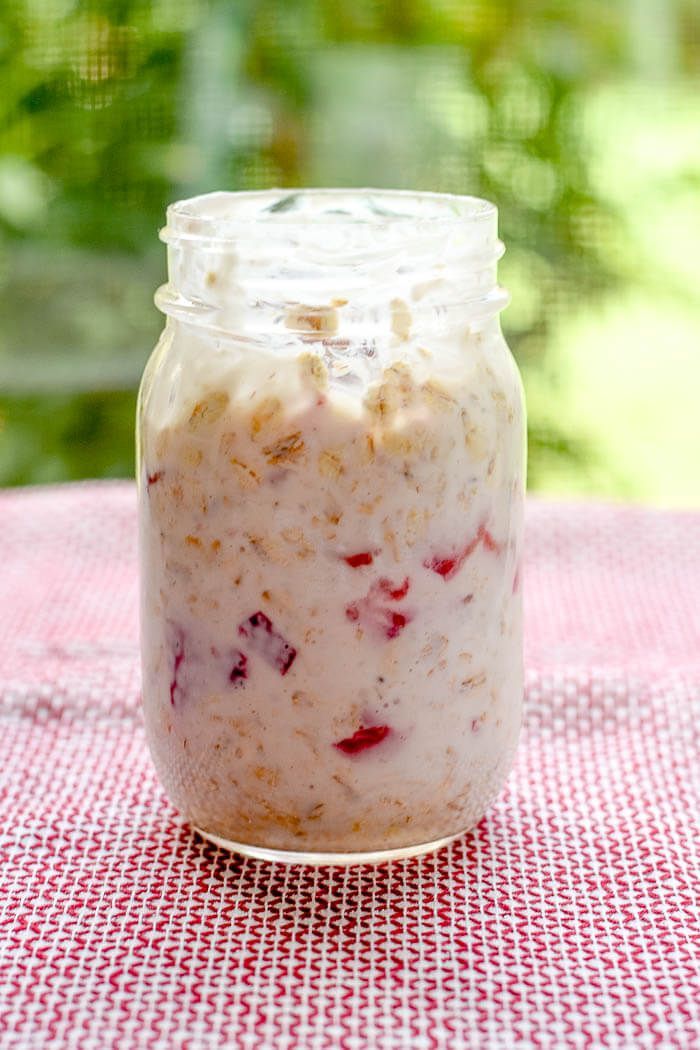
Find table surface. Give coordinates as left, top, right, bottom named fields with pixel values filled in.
left=1, top=482, right=699, bottom=1050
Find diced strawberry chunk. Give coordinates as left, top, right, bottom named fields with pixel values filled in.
left=238, top=611, right=297, bottom=676
left=344, top=576, right=413, bottom=640
left=169, top=629, right=185, bottom=706
left=386, top=611, right=410, bottom=639
left=147, top=470, right=163, bottom=487
left=229, top=649, right=248, bottom=686
left=426, top=555, right=457, bottom=579
left=377, top=576, right=410, bottom=601
left=344, top=551, right=374, bottom=568
left=424, top=534, right=480, bottom=581
left=479, top=526, right=501, bottom=554
left=424, top=523, right=502, bottom=581
left=334, top=724, right=391, bottom=755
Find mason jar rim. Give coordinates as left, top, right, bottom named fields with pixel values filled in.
left=161, top=188, right=498, bottom=244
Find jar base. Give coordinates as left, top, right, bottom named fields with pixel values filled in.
left=192, top=826, right=467, bottom=866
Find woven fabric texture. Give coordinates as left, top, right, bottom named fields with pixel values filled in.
left=1, top=482, right=698, bottom=1050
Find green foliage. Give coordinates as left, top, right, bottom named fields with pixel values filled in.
left=0, top=391, right=136, bottom=486
left=1, top=1, right=699, bottom=499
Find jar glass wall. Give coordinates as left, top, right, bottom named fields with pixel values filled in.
left=137, top=189, right=526, bottom=864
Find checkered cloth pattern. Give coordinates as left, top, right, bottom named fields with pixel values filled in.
left=1, top=482, right=698, bottom=1049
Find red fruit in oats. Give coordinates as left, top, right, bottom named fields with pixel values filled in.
left=424, top=524, right=501, bottom=580
left=385, top=611, right=410, bottom=639
left=377, top=576, right=410, bottom=601
left=344, top=552, right=374, bottom=568
left=238, top=611, right=297, bottom=675
left=229, top=649, right=248, bottom=686
left=147, top=470, right=163, bottom=487
left=479, top=525, right=501, bottom=554
left=345, top=577, right=412, bottom=639
left=334, top=724, right=391, bottom=755
left=426, top=555, right=457, bottom=579
left=169, top=630, right=185, bottom=706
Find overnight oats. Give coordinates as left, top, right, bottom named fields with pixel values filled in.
left=137, top=189, right=526, bottom=864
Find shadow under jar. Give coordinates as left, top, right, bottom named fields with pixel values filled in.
left=137, top=189, right=526, bottom=865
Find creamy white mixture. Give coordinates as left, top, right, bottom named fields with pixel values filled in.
left=138, top=191, right=525, bottom=856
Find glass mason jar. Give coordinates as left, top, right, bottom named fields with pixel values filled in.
left=137, top=189, right=525, bottom=865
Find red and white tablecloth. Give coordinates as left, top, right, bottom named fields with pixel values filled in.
left=1, top=482, right=699, bottom=1049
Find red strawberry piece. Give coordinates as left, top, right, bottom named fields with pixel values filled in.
left=238, top=611, right=297, bottom=675
left=334, top=724, right=391, bottom=755
left=377, top=576, right=410, bottom=601
left=425, top=555, right=457, bottom=579
left=345, top=576, right=413, bottom=640
left=424, top=523, right=501, bottom=581
left=478, top=525, right=501, bottom=554
left=344, top=551, right=374, bottom=568
left=229, top=649, right=248, bottom=687
left=169, top=629, right=185, bottom=706
left=385, top=611, right=410, bottom=639
left=423, top=533, right=480, bottom=581
left=147, top=470, right=164, bottom=487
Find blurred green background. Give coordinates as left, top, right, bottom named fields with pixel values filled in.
left=1, top=0, right=699, bottom=504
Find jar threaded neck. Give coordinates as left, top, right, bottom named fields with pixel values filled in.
left=157, top=188, right=508, bottom=343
